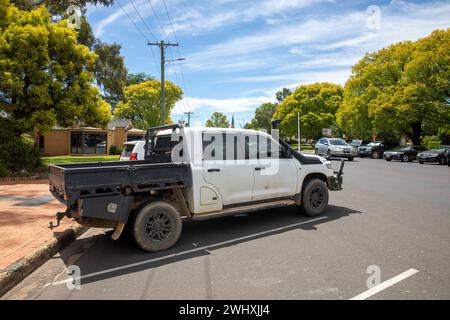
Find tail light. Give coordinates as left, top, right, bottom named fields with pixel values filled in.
left=130, top=152, right=137, bottom=161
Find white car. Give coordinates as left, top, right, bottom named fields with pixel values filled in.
left=315, top=138, right=355, bottom=161
left=120, top=140, right=146, bottom=161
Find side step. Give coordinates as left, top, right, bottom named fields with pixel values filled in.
left=191, top=199, right=296, bottom=221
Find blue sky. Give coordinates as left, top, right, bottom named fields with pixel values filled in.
left=86, top=0, right=450, bottom=127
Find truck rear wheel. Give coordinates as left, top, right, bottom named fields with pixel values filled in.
left=132, top=201, right=182, bottom=252
left=300, top=179, right=329, bottom=217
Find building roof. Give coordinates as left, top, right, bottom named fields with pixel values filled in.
left=127, top=128, right=145, bottom=135
left=108, top=119, right=133, bottom=130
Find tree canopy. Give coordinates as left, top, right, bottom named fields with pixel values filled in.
left=274, top=83, right=343, bottom=141
left=0, top=1, right=111, bottom=136
left=206, top=112, right=230, bottom=128
left=125, top=72, right=154, bottom=87
left=94, top=41, right=128, bottom=109
left=338, top=28, right=450, bottom=144
left=114, top=80, right=183, bottom=129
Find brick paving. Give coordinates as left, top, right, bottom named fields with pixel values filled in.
left=0, top=180, right=74, bottom=269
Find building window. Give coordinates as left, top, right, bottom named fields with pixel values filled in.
left=71, top=132, right=107, bottom=154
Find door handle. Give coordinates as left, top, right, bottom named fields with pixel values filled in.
left=207, top=168, right=221, bottom=172
left=254, top=167, right=266, bottom=171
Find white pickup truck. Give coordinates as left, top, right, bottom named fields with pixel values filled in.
left=48, top=124, right=343, bottom=252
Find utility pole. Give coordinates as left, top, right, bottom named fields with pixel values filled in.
left=147, top=41, right=180, bottom=125
left=184, top=112, right=194, bottom=127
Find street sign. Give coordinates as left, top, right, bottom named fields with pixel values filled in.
left=322, top=128, right=332, bottom=136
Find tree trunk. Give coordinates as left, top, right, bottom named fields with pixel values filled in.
left=410, top=121, right=422, bottom=145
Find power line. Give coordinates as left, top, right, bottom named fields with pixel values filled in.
left=129, top=0, right=157, bottom=40
left=146, top=0, right=169, bottom=40
left=160, top=0, right=191, bottom=112
left=117, top=0, right=158, bottom=69
left=161, top=0, right=179, bottom=43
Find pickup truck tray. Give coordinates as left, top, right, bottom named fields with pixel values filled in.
left=49, top=159, right=191, bottom=207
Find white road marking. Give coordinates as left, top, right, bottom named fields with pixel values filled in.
left=350, top=268, right=419, bottom=300
left=44, top=216, right=328, bottom=287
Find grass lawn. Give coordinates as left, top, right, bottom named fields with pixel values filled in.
left=289, top=144, right=314, bottom=151
left=42, top=155, right=120, bottom=166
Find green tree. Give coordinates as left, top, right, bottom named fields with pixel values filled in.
left=10, top=0, right=115, bottom=15
left=338, top=29, right=450, bottom=144
left=206, top=112, right=230, bottom=128
left=0, top=1, right=111, bottom=137
left=93, top=41, right=128, bottom=109
left=274, top=83, right=343, bottom=142
left=275, top=87, right=292, bottom=103
left=125, top=72, right=154, bottom=86
left=252, top=102, right=277, bottom=132
left=114, top=80, right=183, bottom=129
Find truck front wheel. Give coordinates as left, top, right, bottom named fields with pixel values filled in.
left=300, top=179, right=329, bottom=217
left=132, top=201, right=182, bottom=252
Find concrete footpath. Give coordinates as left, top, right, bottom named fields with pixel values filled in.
left=0, top=180, right=86, bottom=296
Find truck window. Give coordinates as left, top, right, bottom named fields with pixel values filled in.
left=202, top=132, right=243, bottom=160
left=244, top=134, right=286, bottom=159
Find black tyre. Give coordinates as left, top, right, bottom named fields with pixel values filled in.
left=385, top=158, right=391, bottom=161
left=371, top=151, right=379, bottom=159
left=326, top=149, right=331, bottom=159
left=132, top=201, right=182, bottom=252
left=402, top=154, right=409, bottom=162
left=439, top=157, right=445, bottom=165
left=300, top=179, right=329, bottom=217
left=348, top=156, right=354, bottom=161
left=419, top=160, right=424, bottom=164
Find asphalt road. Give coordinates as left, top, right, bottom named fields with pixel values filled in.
left=3, top=158, right=450, bottom=300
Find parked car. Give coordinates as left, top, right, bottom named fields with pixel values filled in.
left=120, top=140, right=146, bottom=161
left=349, top=140, right=371, bottom=157
left=384, top=145, right=426, bottom=162
left=358, top=141, right=399, bottom=159
left=315, top=138, right=355, bottom=161
left=120, top=133, right=175, bottom=161
left=417, top=146, right=450, bottom=165
left=446, top=148, right=450, bottom=167
left=48, top=124, right=344, bottom=252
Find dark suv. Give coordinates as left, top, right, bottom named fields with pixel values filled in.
left=358, top=141, right=400, bottom=159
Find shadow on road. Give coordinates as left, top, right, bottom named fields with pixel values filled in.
left=59, top=205, right=362, bottom=286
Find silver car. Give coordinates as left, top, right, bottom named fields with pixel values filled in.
left=315, top=138, right=355, bottom=161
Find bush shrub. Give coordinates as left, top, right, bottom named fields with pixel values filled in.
left=0, top=121, right=42, bottom=175
left=0, top=161, right=10, bottom=178
left=422, top=135, right=441, bottom=149
left=438, top=126, right=450, bottom=145
left=109, top=145, right=123, bottom=155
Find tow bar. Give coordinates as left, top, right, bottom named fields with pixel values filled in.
left=48, top=211, right=69, bottom=229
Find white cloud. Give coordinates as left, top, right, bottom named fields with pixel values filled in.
left=173, top=96, right=275, bottom=115
left=93, top=0, right=154, bottom=37
left=183, top=0, right=450, bottom=88
left=169, top=0, right=333, bottom=35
